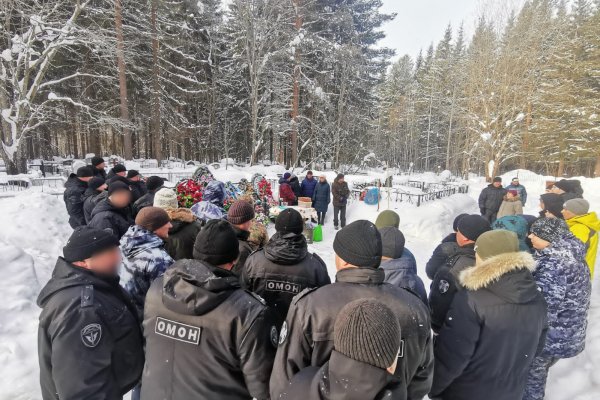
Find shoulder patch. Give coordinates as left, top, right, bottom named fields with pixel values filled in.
left=81, top=323, right=102, bottom=348
left=278, top=321, right=288, bottom=345
left=292, top=286, right=318, bottom=305
left=80, top=285, right=94, bottom=308
left=270, top=325, right=279, bottom=347
left=245, top=290, right=267, bottom=306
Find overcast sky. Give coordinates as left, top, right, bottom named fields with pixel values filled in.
left=379, top=0, right=481, bottom=61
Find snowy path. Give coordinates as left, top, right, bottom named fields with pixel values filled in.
left=0, top=169, right=598, bottom=399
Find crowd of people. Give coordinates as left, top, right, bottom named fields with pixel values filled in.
left=36, top=164, right=598, bottom=400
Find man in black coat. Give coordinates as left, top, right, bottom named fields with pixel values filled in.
left=63, top=166, right=94, bottom=228
left=37, top=227, right=144, bottom=400
left=228, top=200, right=260, bottom=275
left=241, top=208, right=330, bottom=328
left=141, top=220, right=276, bottom=400
left=127, top=170, right=148, bottom=203
left=479, top=176, right=507, bottom=223
left=425, top=213, right=469, bottom=280
left=107, top=163, right=127, bottom=180
left=270, top=220, right=433, bottom=400
left=132, top=175, right=165, bottom=216
left=278, top=298, right=403, bottom=400
left=90, top=156, right=107, bottom=180
left=83, top=177, right=107, bottom=224
left=88, top=182, right=134, bottom=239
left=430, top=230, right=547, bottom=400
left=428, top=215, right=491, bottom=332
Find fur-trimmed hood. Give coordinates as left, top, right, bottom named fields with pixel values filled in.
left=459, top=252, right=540, bottom=304
left=166, top=208, right=196, bottom=223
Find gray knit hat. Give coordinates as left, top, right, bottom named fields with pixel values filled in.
left=334, top=298, right=401, bottom=370
left=153, top=188, right=179, bottom=209
left=564, top=198, right=590, bottom=216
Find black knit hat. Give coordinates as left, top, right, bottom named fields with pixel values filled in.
left=530, top=218, right=570, bottom=243
left=91, top=156, right=105, bottom=167
left=228, top=200, right=255, bottom=225
left=554, top=179, right=571, bottom=192
left=457, top=215, right=491, bottom=242
left=112, top=164, right=127, bottom=173
left=63, top=226, right=119, bottom=263
left=193, top=219, right=240, bottom=266
left=108, top=181, right=130, bottom=196
left=108, top=175, right=130, bottom=186
left=379, top=227, right=405, bottom=259
left=146, top=176, right=165, bottom=192
left=334, top=298, right=401, bottom=370
left=275, top=208, right=304, bottom=234
left=135, top=207, right=171, bottom=232
left=540, top=193, right=564, bottom=219
left=127, top=170, right=140, bottom=179
left=88, top=177, right=106, bottom=191
left=334, top=220, right=382, bottom=268
left=453, top=213, right=469, bottom=232
left=76, top=166, right=94, bottom=178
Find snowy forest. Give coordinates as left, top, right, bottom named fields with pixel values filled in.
left=0, top=0, right=599, bottom=177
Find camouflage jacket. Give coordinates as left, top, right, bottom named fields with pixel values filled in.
left=533, top=235, right=591, bottom=358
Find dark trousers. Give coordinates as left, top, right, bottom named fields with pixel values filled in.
left=317, top=211, right=326, bottom=225
left=334, top=205, right=346, bottom=228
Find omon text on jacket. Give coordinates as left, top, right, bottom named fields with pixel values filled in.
left=119, top=225, right=174, bottom=318
left=431, top=251, right=547, bottom=400
left=37, top=258, right=144, bottom=400
left=141, top=259, right=276, bottom=400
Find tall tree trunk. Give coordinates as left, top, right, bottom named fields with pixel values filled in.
left=150, top=0, right=162, bottom=162
left=115, top=0, right=132, bottom=160
left=595, top=154, right=600, bottom=178
left=290, top=0, right=302, bottom=168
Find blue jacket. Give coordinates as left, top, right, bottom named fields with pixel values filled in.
left=380, top=248, right=428, bottom=305
left=533, top=235, right=591, bottom=358
left=492, top=215, right=531, bottom=252
left=300, top=177, right=318, bottom=198
left=311, top=181, right=331, bottom=213
left=505, top=183, right=528, bottom=205
left=120, top=225, right=174, bottom=318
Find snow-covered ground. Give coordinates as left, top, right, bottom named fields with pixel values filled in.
left=0, top=166, right=598, bottom=399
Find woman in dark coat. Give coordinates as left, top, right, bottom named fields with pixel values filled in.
left=312, top=174, right=330, bottom=225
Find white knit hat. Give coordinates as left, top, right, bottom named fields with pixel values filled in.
left=153, top=188, right=179, bottom=209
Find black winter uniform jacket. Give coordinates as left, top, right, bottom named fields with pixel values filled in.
left=278, top=350, right=403, bottom=400
left=428, top=244, right=476, bottom=332
left=231, top=225, right=257, bottom=276
left=270, top=267, right=433, bottom=400
left=164, top=208, right=203, bottom=260
left=141, top=259, right=277, bottom=400
left=63, top=175, right=88, bottom=228
left=129, top=180, right=148, bottom=203
left=132, top=191, right=155, bottom=217
left=82, top=187, right=104, bottom=224
left=425, top=234, right=459, bottom=280
left=37, top=258, right=144, bottom=400
left=430, top=252, right=548, bottom=400
left=88, top=199, right=133, bottom=239
left=478, top=184, right=507, bottom=221
left=93, top=167, right=107, bottom=180
left=241, top=232, right=331, bottom=328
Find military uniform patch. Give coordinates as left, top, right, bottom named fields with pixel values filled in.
left=279, top=321, right=288, bottom=345
left=81, top=323, right=102, bottom=348
left=438, top=279, right=450, bottom=294
left=270, top=326, right=279, bottom=347
left=265, top=280, right=301, bottom=294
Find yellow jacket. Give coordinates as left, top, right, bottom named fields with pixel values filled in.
left=566, top=212, right=599, bottom=277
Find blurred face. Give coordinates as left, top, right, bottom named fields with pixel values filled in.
left=236, top=220, right=252, bottom=232
left=562, top=208, right=576, bottom=220
left=506, top=192, right=515, bottom=199
left=493, top=181, right=502, bottom=188
left=307, top=173, right=313, bottom=179
left=550, top=185, right=564, bottom=194
left=512, top=179, right=519, bottom=186
left=130, top=175, right=141, bottom=182
left=73, top=247, right=121, bottom=276
left=109, top=190, right=131, bottom=208
left=319, top=175, right=326, bottom=183
left=339, top=177, right=345, bottom=183
left=96, top=162, right=106, bottom=170
left=529, top=233, right=550, bottom=250
left=154, top=221, right=172, bottom=240
left=456, top=230, right=473, bottom=247
left=117, top=171, right=126, bottom=177
left=335, top=253, right=356, bottom=271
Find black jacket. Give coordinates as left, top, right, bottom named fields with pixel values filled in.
left=129, top=180, right=148, bottom=203
left=93, top=167, right=107, bottom=180
left=428, top=244, right=476, bottom=332
left=132, top=191, right=155, bottom=217
left=270, top=267, right=433, bottom=400
left=83, top=187, right=104, bottom=224
left=478, top=184, right=507, bottom=217
left=141, top=259, right=276, bottom=400
left=164, top=208, right=203, bottom=260
left=431, top=252, right=548, bottom=400
left=37, top=258, right=144, bottom=400
left=278, top=350, right=403, bottom=400
left=241, top=232, right=331, bottom=328
left=289, top=176, right=302, bottom=197
left=63, top=174, right=88, bottom=228
left=231, top=225, right=257, bottom=276
left=88, top=199, right=133, bottom=239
